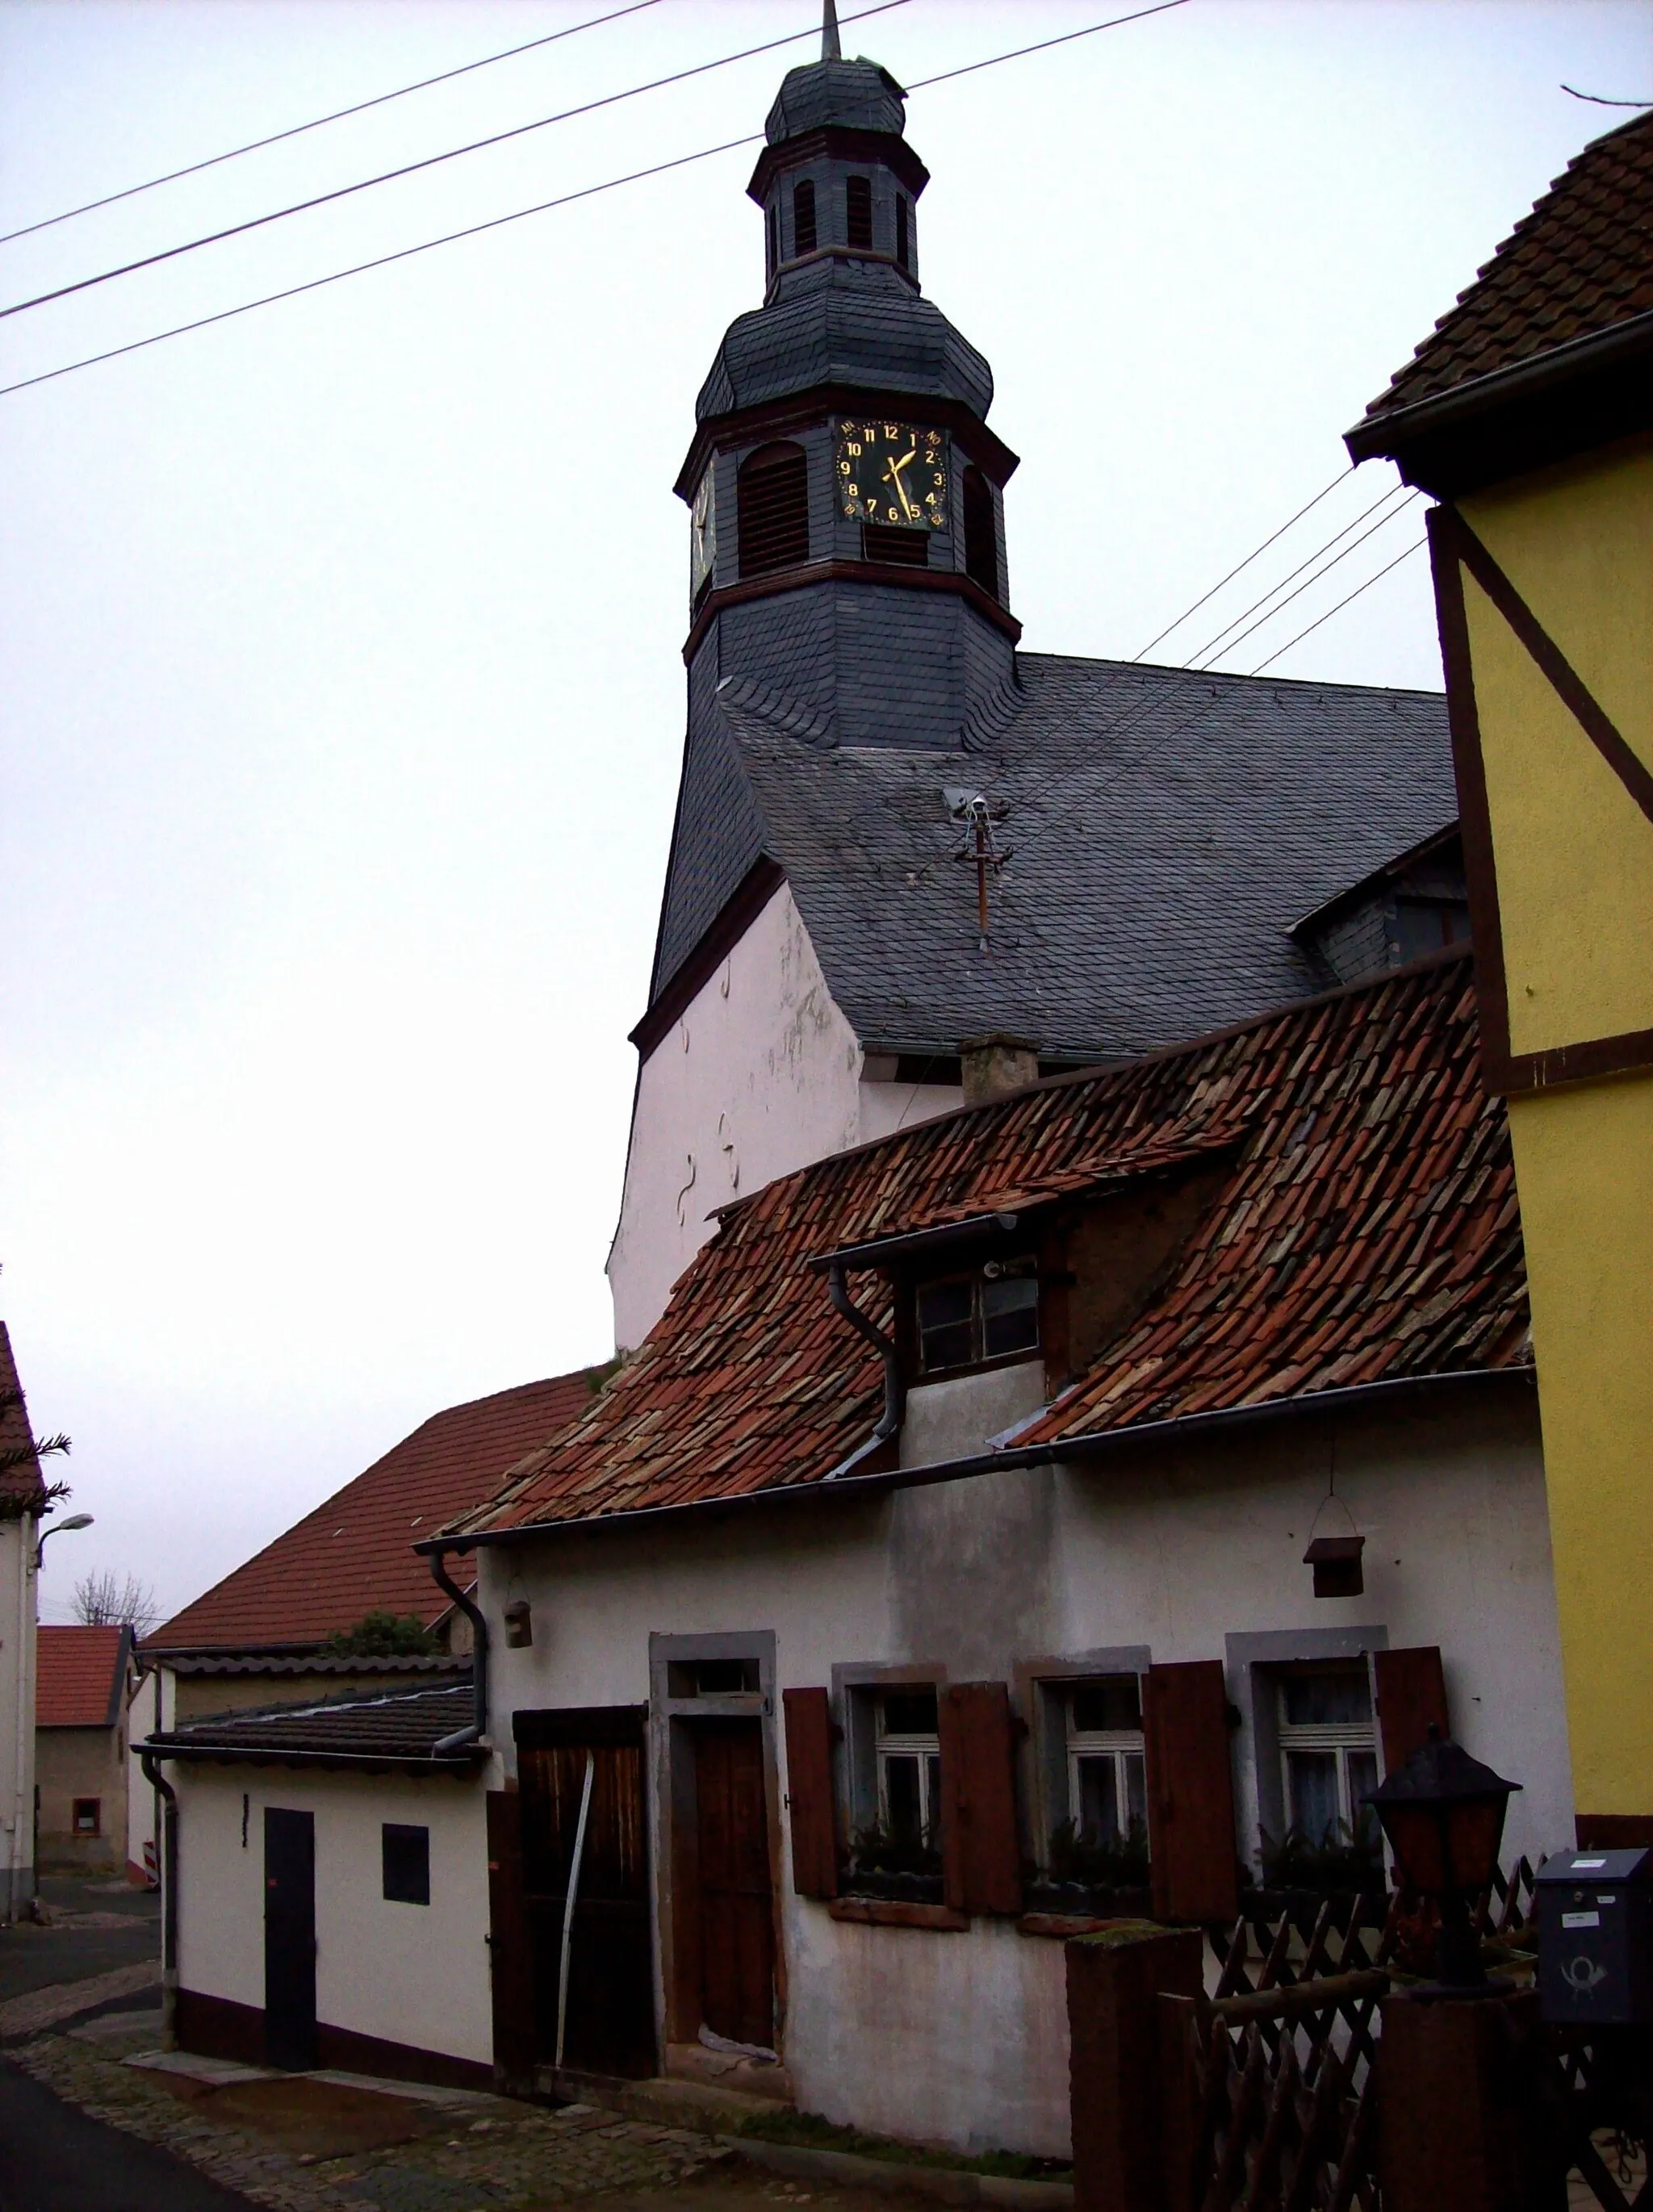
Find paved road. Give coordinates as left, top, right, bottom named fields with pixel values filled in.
left=0, top=1877, right=159, bottom=2004
left=0, top=2055, right=255, bottom=2210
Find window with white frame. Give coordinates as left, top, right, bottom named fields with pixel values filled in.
left=1048, top=1677, right=1148, bottom=1883
left=875, top=1687, right=942, bottom=1853
left=1275, top=1666, right=1379, bottom=1852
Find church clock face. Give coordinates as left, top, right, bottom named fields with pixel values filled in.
left=835, top=420, right=947, bottom=529
left=690, top=466, right=717, bottom=597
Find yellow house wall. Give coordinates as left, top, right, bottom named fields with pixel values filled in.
left=1459, top=436, right=1653, bottom=1817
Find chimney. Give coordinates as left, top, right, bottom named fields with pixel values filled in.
left=960, top=1034, right=1040, bottom=1106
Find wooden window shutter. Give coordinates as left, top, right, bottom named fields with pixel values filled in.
left=781, top=1687, right=839, bottom=1899
left=485, top=1789, right=535, bottom=2088
left=1144, top=1661, right=1239, bottom=1924
left=1373, top=1646, right=1450, bottom=1775
left=939, top=1682, right=1022, bottom=1916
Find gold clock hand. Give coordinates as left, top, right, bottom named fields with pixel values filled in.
left=885, top=450, right=919, bottom=521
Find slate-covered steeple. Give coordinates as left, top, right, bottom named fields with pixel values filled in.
left=672, top=15, right=1020, bottom=755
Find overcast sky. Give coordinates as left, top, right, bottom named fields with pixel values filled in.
left=2, top=0, right=1647, bottom=1625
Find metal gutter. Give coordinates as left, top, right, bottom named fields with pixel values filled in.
left=140, top=1741, right=481, bottom=1774
left=1344, top=309, right=1653, bottom=462
left=139, top=1752, right=178, bottom=2036
left=421, top=1365, right=1534, bottom=1554
left=807, top=1209, right=1030, bottom=1274
left=428, top=1546, right=489, bottom=1757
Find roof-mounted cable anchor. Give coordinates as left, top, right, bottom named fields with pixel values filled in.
left=952, top=793, right=1013, bottom=952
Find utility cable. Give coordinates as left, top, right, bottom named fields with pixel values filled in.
left=0, top=1, right=916, bottom=323
left=1241, top=536, right=1426, bottom=678
left=1191, top=487, right=1420, bottom=669
left=0, top=2, right=1195, bottom=400
left=1131, top=464, right=1349, bottom=662
left=0, top=0, right=667, bottom=248
left=1181, top=479, right=1414, bottom=667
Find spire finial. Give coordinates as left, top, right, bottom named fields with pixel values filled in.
left=822, top=0, right=841, bottom=61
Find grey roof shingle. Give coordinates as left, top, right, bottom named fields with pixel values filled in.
left=696, top=256, right=994, bottom=424
left=651, top=653, right=1455, bottom=1064
left=764, top=55, right=907, bottom=142
left=145, top=1680, right=479, bottom=1767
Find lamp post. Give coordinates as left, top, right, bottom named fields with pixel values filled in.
left=35, top=1512, right=93, bottom=1571
left=1366, top=1725, right=1521, bottom=1992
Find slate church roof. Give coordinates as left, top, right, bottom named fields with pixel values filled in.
left=456, top=947, right=1528, bottom=1540
left=651, top=654, right=1456, bottom=1064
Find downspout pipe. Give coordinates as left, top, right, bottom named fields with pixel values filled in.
left=429, top=1544, right=489, bottom=1758
left=140, top=1751, right=178, bottom=2040
left=824, top=1262, right=905, bottom=1480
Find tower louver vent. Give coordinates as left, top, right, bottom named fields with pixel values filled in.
left=895, top=194, right=910, bottom=271
left=846, top=175, right=873, bottom=251
left=962, top=466, right=998, bottom=600
left=793, top=179, right=818, bottom=257
left=738, top=443, right=810, bottom=577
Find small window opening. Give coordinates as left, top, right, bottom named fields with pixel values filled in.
left=1052, top=1679, right=1148, bottom=1884
left=915, top=1260, right=1039, bottom=1374
left=793, top=178, right=818, bottom=258
left=667, top=1656, right=759, bottom=1697
left=895, top=194, right=910, bottom=271
left=962, top=466, right=999, bottom=600
left=383, top=1822, right=431, bottom=1905
left=1272, top=1666, right=1380, bottom=1871
left=73, top=1797, right=101, bottom=1837
left=737, top=441, right=810, bottom=577
left=875, top=1688, right=941, bottom=1858
left=1394, top=897, right=1471, bottom=963
left=846, top=174, right=873, bottom=252
left=862, top=522, right=930, bottom=567
left=766, top=203, right=779, bottom=278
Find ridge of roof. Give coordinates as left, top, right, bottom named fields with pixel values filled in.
left=448, top=947, right=1525, bottom=1544
left=152, top=1368, right=598, bottom=1650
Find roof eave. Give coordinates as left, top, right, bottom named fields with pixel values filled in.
left=424, top=1363, right=1534, bottom=1556
left=140, top=1740, right=483, bottom=1774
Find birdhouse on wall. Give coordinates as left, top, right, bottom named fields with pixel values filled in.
left=1304, top=1534, right=1366, bottom=1599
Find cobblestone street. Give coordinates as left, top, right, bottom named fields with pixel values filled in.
left=7, top=2020, right=931, bottom=2212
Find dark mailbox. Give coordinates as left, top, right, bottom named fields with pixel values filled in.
left=1537, top=1846, right=1653, bottom=2024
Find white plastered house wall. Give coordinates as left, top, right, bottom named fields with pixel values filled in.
left=481, top=1365, right=1570, bottom=2160
left=608, top=879, right=961, bottom=1350
left=173, top=1767, right=492, bottom=2075
left=0, top=1516, right=38, bottom=1917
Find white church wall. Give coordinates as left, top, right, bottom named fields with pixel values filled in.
left=483, top=1378, right=1567, bottom=2158
left=608, top=879, right=961, bottom=1350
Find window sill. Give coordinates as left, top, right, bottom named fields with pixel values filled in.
left=829, top=1896, right=969, bottom=1932
left=1017, top=1911, right=1157, bottom=1940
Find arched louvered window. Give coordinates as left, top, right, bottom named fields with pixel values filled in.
left=895, top=194, right=910, bottom=271
left=767, top=203, right=779, bottom=279
left=793, top=179, right=818, bottom=258
left=738, top=442, right=810, bottom=578
left=962, top=466, right=999, bottom=600
left=846, top=174, right=873, bottom=252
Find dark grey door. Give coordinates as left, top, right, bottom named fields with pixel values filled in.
left=263, top=1807, right=316, bottom=2070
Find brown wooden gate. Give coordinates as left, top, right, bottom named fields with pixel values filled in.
left=693, top=1718, right=776, bottom=2051
left=515, top=1706, right=655, bottom=2080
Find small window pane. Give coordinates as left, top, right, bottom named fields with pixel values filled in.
left=1124, top=1751, right=1147, bottom=1832
left=382, top=1822, right=430, bottom=1906
left=883, top=1688, right=939, bottom=1737
left=1347, top=1750, right=1379, bottom=1831
left=1072, top=1679, right=1141, bottom=1733
left=917, top=1278, right=974, bottom=1371
left=885, top=1754, right=923, bottom=1842
left=981, top=1275, right=1039, bottom=1357
left=1286, top=1751, right=1340, bottom=1845
left=925, top=1753, right=942, bottom=1838
left=1281, top=1669, right=1371, bottom=1728
left=1077, top=1755, right=1120, bottom=1845
left=694, top=1658, right=753, bottom=1696
left=73, top=1798, right=100, bottom=1835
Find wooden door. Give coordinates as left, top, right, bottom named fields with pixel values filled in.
left=517, top=1708, right=654, bottom=2079
left=263, top=1807, right=316, bottom=2072
left=694, top=1719, right=775, bottom=2051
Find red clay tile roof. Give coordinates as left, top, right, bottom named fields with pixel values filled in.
left=38, top=1625, right=131, bottom=1729
left=0, top=1323, right=48, bottom=1514
left=1359, top=111, right=1653, bottom=425
left=151, top=1372, right=598, bottom=1650
left=457, top=951, right=1527, bottom=1538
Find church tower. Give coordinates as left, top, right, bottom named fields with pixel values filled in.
left=673, top=20, right=1021, bottom=751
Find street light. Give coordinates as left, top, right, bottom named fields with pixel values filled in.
left=1366, top=1725, right=1521, bottom=1992
left=36, top=1512, right=94, bottom=1570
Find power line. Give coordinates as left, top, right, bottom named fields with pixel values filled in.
left=1242, top=535, right=1426, bottom=677
left=1131, top=465, right=1348, bottom=661
left=0, top=1, right=916, bottom=324
left=0, top=0, right=667, bottom=249
left=1178, top=479, right=1412, bottom=667
left=0, top=2, right=1195, bottom=400
left=1192, top=487, right=1420, bottom=669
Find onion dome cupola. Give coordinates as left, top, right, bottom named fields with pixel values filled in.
left=675, top=2, right=1020, bottom=751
